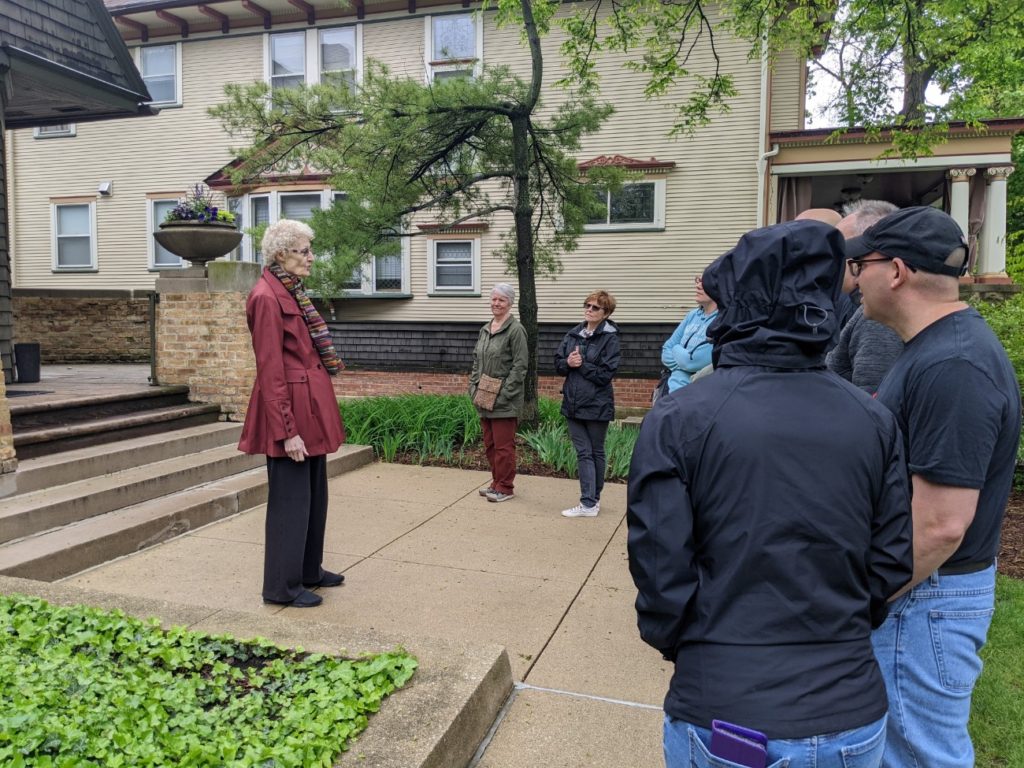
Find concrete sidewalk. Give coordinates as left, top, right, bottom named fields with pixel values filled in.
left=64, top=462, right=670, bottom=767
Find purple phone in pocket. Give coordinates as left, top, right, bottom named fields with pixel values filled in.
left=710, top=720, right=768, bottom=768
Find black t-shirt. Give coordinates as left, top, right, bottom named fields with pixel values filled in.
left=876, top=308, right=1022, bottom=567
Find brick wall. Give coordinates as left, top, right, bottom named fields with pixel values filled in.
left=0, top=372, right=16, bottom=478
left=156, top=290, right=255, bottom=421
left=332, top=370, right=656, bottom=409
left=12, top=290, right=151, bottom=363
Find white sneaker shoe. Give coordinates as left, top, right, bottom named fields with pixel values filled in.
left=561, top=503, right=599, bottom=518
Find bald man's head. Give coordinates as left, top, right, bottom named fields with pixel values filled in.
left=795, top=208, right=842, bottom=227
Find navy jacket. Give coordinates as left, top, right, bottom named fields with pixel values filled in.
left=554, top=319, right=620, bottom=422
left=627, top=220, right=913, bottom=739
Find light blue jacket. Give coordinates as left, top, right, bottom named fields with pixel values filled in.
left=661, top=307, right=718, bottom=392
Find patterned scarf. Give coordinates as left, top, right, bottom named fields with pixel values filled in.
left=267, top=262, right=343, bottom=375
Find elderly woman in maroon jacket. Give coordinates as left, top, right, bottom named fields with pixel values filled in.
left=238, top=219, right=346, bottom=608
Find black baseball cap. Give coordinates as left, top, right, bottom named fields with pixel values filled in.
left=845, top=206, right=969, bottom=277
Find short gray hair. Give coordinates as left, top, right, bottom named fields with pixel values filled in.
left=262, top=219, right=315, bottom=266
left=491, top=283, right=516, bottom=303
left=841, top=200, right=899, bottom=235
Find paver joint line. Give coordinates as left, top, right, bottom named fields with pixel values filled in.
left=514, top=682, right=663, bottom=711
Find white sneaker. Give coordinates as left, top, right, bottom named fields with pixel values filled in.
left=561, top=503, right=599, bottom=518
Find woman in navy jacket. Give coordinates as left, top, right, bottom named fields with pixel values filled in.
left=238, top=219, right=346, bottom=608
left=554, top=290, right=620, bottom=518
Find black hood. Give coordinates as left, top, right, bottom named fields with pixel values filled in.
left=702, top=220, right=846, bottom=369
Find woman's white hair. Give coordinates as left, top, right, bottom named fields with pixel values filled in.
left=491, top=283, right=516, bottom=304
left=262, top=219, right=315, bottom=266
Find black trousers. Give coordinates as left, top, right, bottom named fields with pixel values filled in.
left=262, top=454, right=328, bottom=602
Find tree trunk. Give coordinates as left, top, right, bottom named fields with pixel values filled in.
left=900, top=62, right=934, bottom=121
left=511, top=111, right=538, bottom=427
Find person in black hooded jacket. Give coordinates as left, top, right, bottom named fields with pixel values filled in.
left=627, top=220, right=913, bottom=768
left=554, top=290, right=620, bottom=518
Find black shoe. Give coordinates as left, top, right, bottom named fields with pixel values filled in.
left=304, top=571, right=345, bottom=588
left=263, top=589, right=323, bottom=608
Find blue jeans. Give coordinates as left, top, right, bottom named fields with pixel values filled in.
left=664, top=715, right=887, bottom=768
left=871, top=566, right=996, bottom=768
left=566, top=418, right=608, bottom=507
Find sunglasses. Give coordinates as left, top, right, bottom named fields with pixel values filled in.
left=583, top=302, right=605, bottom=312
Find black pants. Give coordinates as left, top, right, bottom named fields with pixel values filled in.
left=262, top=454, right=328, bottom=602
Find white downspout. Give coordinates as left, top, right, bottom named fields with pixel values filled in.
left=755, top=41, right=780, bottom=227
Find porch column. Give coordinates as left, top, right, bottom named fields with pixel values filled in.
left=977, top=166, right=1015, bottom=283
left=946, top=168, right=974, bottom=237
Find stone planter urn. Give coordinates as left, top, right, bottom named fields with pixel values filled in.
left=154, top=220, right=243, bottom=269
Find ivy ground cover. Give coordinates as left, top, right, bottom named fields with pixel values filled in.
left=0, top=594, right=416, bottom=767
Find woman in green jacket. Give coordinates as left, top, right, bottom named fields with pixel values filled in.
left=469, top=283, right=528, bottom=502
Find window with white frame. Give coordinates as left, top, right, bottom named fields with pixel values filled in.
left=269, top=31, right=306, bottom=91
left=429, top=239, right=478, bottom=294
left=266, top=27, right=361, bottom=93
left=426, top=14, right=480, bottom=82
left=321, top=27, right=358, bottom=92
left=585, top=180, right=666, bottom=231
left=52, top=202, right=96, bottom=270
left=150, top=199, right=184, bottom=268
left=33, top=124, right=76, bottom=139
left=139, top=44, right=181, bottom=106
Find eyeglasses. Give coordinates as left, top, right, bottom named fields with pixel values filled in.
left=583, top=303, right=604, bottom=312
left=289, top=247, right=313, bottom=257
left=847, top=256, right=893, bottom=277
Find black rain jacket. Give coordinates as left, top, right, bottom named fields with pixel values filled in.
left=626, top=220, right=913, bottom=739
left=554, top=319, right=620, bottom=422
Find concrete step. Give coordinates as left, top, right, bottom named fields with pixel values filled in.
left=0, top=443, right=264, bottom=545
left=10, top=386, right=191, bottom=429
left=13, top=403, right=222, bottom=459
left=0, top=445, right=374, bottom=581
left=10, top=422, right=244, bottom=497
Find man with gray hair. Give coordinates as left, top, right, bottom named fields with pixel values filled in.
left=827, top=200, right=904, bottom=392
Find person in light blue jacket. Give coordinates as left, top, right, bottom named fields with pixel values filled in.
left=661, top=275, right=718, bottom=392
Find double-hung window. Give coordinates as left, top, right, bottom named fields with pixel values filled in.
left=139, top=44, right=181, bottom=106
left=150, top=198, right=183, bottom=268
left=585, top=180, right=666, bottom=232
left=428, top=239, right=479, bottom=294
left=426, top=14, right=480, bottom=82
left=52, top=201, right=96, bottom=271
left=267, top=27, right=362, bottom=93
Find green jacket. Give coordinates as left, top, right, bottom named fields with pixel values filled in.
left=469, top=315, right=529, bottom=418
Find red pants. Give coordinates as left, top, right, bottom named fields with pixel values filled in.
left=481, top=417, right=517, bottom=494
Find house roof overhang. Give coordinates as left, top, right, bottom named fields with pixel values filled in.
left=577, top=154, right=676, bottom=174
left=105, top=0, right=477, bottom=42
left=0, top=45, right=155, bottom=128
left=768, top=118, right=1024, bottom=174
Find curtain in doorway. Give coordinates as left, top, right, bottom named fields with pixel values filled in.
left=778, top=177, right=813, bottom=222
left=967, top=174, right=987, bottom=273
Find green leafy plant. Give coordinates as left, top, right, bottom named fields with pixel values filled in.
left=340, top=395, right=481, bottom=463
left=0, top=594, right=416, bottom=768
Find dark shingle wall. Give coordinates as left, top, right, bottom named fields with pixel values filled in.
left=0, top=0, right=134, bottom=91
left=328, top=321, right=674, bottom=377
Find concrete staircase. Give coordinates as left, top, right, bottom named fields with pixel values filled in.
left=0, top=422, right=374, bottom=581
left=10, top=385, right=222, bottom=459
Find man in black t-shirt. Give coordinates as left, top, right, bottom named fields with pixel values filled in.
left=848, top=206, right=1022, bottom=768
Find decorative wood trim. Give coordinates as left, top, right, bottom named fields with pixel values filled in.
left=146, top=191, right=186, bottom=200
left=114, top=15, right=149, bottom=43
left=577, top=154, right=676, bottom=174
left=417, top=223, right=489, bottom=234
left=197, top=5, right=230, bottom=34
left=287, top=0, right=316, bottom=25
left=241, top=0, right=273, bottom=30
left=155, top=9, right=189, bottom=38
left=49, top=195, right=96, bottom=204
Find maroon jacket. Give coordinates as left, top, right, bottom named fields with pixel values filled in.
left=238, top=270, right=345, bottom=458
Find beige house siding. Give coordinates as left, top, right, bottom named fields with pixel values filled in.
left=770, top=50, right=805, bottom=134
left=6, top=4, right=803, bottom=324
